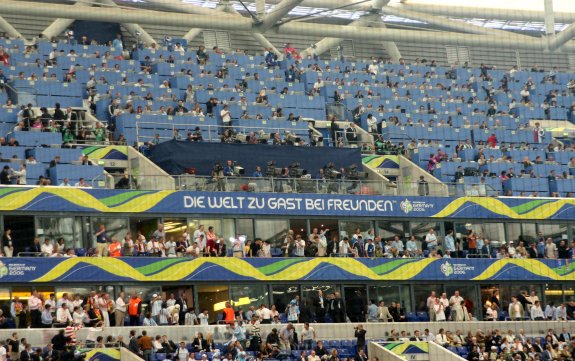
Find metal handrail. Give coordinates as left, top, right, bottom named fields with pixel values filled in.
left=135, top=120, right=312, bottom=144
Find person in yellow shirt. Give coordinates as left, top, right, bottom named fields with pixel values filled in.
left=108, top=238, right=122, bottom=257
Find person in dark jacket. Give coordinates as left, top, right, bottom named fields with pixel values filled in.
left=354, top=324, right=367, bottom=352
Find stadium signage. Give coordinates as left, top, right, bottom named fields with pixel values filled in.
left=183, top=195, right=394, bottom=213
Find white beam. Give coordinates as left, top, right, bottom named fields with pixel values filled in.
left=4, top=0, right=575, bottom=52
left=258, top=0, right=305, bottom=31
left=145, top=0, right=241, bottom=17
left=182, top=4, right=227, bottom=42
left=0, top=16, right=24, bottom=40
left=383, top=6, right=531, bottom=40
left=300, top=17, right=372, bottom=58
left=256, top=0, right=266, bottom=17
left=548, top=22, right=575, bottom=52
left=98, top=0, right=156, bottom=46
left=372, top=22, right=402, bottom=62
left=390, top=3, right=575, bottom=24
left=41, top=1, right=86, bottom=40
left=544, top=0, right=555, bottom=36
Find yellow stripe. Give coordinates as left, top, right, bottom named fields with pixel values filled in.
left=34, top=257, right=442, bottom=282
left=432, top=197, right=575, bottom=220
left=472, top=259, right=575, bottom=281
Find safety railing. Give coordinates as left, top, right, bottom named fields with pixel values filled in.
left=112, top=173, right=499, bottom=197
left=135, top=121, right=313, bottom=145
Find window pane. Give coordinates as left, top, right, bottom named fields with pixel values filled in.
left=130, top=217, right=160, bottom=239
left=91, top=217, right=128, bottom=246
left=0, top=288, right=10, bottom=317
left=544, top=284, right=565, bottom=309
left=410, top=221, right=439, bottom=241
left=340, top=221, right=372, bottom=240
left=230, top=285, right=269, bottom=314
left=4, top=215, right=35, bottom=255
left=376, top=222, right=407, bottom=240
left=444, top=284, right=478, bottom=319
left=454, top=222, right=506, bottom=248
left=255, top=219, right=288, bottom=247
left=188, top=219, right=223, bottom=238
left=236, top=219, right=254, bottom=240
left=506, top=223, right=522, bottom=244
left=521, top=224, right=537, bottom=242
left=272, top=285, right=300, bottom=316
left=400, top=284, right=412, bottom=313
left=197, top=285, right=229, bottom=324
left=368, top=285, right=400, bottom=306
left=413, top=284, right=442, bottom=312
left=538, top=224, right=568, bottom=243
left=163, top=218, right=187, bottom=241
left=36, top=217, right=81, bottom=249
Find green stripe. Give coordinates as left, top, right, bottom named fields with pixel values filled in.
left=371, top=259, right=414, bottom=275
left=510, top=199, right=550, bottom=215
left=100, top=191, right=153, bottom=207
left=258, top=259, right=304, bottom=275
left=136, top=259, right=184, bottom=275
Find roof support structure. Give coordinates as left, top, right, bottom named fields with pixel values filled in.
left=98, top=0, right=156, bottom=46
left=41, top=1, right=85, bottom=40
left=0, top=16, right=24, bottom=40
left=300, top=16, right=374, bottom=58
left=257, top=0, right=305, bottom=31
left=544, top=0, right=556, bottom=36
left=301, top=0, right=401, bottom=60
left=390, top=3, right=575, bottom=24
left=382, top=6, right=531, bottom=40
left=548, top=22, right=575, bottom=52
left=151, top=0, right=282, bottom=58
left=5, top=0, right=575, bottom=53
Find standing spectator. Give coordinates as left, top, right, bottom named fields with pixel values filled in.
left=425, top=228, right=438, bottom=251
left=137, top=331, right=153, bottom=361
left=354, top=324, right=367, bottom=352
left=128, top=292, right=142, bottom=326
left=300, top=323, right=315, bottom=350
left=329, top=292, right=345, bottom=323
left=449, top=290, right=464, bottom=321
left=94, top=224, right=107, bottom=257
left=508, top=296, right=524, bottom=321
left=29, top=290, right=43, bottom=328
left=545, top=238, right=557, bottom=259
left=417, top=176, right=429, bottom=196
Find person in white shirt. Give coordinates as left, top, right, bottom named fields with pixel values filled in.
left=433, top=298, right=446, bottom=321
left=115, top=292, right=127, bottom=327
left=198, top=309, right=209, bottom=325
left=449, top=290, right=464, bottom=321
left=425, top=229, right=438, bottom=251
left=0, top=340, right=7, bottom=361
left=164, top=239, right=177, bottom=257
left=185, top=308, right=198, bottom=325
left=367, top=60, right=379, bottom=75
left=55, top=304, right=73, bottom=326
left=220, top=105, right=231, bottom=126
left=177, top=342, right=189, bottom=361
left=530, top=300, right=544, bottom=320
left=41, top=238, right=54, bottom=256
left=435, top=328, right=448, bottom=346
left=366, top=114, right=378, bottom=133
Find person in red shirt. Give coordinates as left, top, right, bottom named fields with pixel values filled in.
left=0, top=49, right=9, bottom=66
left=487, top=133, right=497, bottom=148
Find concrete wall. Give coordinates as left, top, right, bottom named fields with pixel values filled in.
left=1, top=320, right=572, bottom=348
left=121, top=347, right=143, bottom=361
left=428, top=341, right=466, bottom=361
left=368, top=342, right=405, bottom=361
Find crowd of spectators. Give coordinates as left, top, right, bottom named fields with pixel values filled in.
left=1, top=288, right=575, bottom=361
left=2, top=223, right=575, bottom=261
